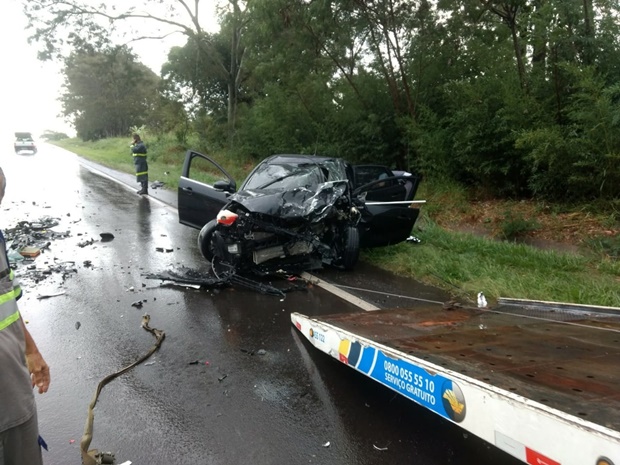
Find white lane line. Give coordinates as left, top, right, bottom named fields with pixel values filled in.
left=300, top=272, right=380, bottom=311
left=77, top=159, right=171, bottom=210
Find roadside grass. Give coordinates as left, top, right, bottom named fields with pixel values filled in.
left=52, top=135, right=252, bottom=189
left=361, top=220, right=620, bottom=307
left=51, top=137, right=620, bottom=308
left=52, top=137, right=187, bottom=189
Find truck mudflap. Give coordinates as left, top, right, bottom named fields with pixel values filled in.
left=291, top=302, right=620, bottom=465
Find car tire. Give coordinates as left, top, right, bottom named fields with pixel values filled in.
left=198, top=219, right=218, bottom=262
left=338, top=226, right=360, bottom=271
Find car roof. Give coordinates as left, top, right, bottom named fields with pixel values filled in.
left=15, top=132, right=33, bottom=139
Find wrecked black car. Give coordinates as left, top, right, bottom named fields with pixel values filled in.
left=178, top=151, right=422, bottom=276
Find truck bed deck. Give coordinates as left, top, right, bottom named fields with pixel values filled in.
left=292, top=299, right=620, bottom=465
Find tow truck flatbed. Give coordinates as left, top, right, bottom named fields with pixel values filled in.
left=291, top=299, right=620, bottom=465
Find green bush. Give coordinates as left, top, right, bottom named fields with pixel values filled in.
left=585, top=235, right=620, bottom=259
left=498, top=210, right=541, bottom=241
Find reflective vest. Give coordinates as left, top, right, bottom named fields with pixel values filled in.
left=0, top=229, right=35, bottom=435
left=0, top=269, right=21, bottom=331
left=0, top=231, right=21, bottom=332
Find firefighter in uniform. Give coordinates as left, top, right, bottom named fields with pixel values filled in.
left=0, top=167, right=50, bottom=465
left=131, top=133, right=148, bottom=195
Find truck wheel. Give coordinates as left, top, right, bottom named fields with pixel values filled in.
left=338, top=226, right=360, bottom=271
left=198, top=220, right=217, bottom=262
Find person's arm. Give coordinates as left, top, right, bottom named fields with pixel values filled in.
left=20, top=317, right=50, bottom=394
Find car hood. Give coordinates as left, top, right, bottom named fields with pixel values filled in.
left=229, top=180, right=348, bottom=222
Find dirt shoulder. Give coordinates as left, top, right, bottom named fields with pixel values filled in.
left=432, top=199, right=619, bottom=255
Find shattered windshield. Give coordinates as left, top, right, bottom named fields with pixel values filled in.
left=243, top=159, right=349, bottom=191
left=245, top=163, right=326, bottom=190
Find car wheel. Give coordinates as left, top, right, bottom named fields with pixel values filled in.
left=338, top=226, right=360, bottom=271
left=198, top=219, right=217, bottom=261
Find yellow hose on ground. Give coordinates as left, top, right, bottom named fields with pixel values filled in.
left=80, top=314, right=165, bottom=465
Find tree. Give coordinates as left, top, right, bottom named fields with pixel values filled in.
left=162, top=37, right=230, bottom=123
left=23, top=0, right=247, bottom=144
left=61, top=44, right=160, bottom=140
left=479, top=0, right=529, bottom=91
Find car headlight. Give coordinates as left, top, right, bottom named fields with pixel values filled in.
left=217, top=209, right=238, bottom=226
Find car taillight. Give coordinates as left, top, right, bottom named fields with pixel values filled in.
left=217, top=209, right=238, bottom=226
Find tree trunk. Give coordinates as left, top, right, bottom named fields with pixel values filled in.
left=581, top=0, right=594, bottom=65
left=531, top=0, right=547, bottom=77
left=227, top=0, right=245, bottom=148
left=510, top=22, right=527, bottom=91
left=481, top=1, right=527, bottom=91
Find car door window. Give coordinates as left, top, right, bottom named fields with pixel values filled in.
left=178, top=150, right=234, bottom=229
left=187, top=153, right=231, bottom=186
left=353, top=166, right=393, bottom=189
left=353, top=165, right=407, bottom=202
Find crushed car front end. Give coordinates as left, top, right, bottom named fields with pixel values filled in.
left=208, top=180, right=360, bottom=275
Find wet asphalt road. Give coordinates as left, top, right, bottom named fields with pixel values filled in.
left=1, top=145, right=521, bottom=465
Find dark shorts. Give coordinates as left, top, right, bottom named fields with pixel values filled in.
left=134, top=157, right=148, bottom=183
left=0, top=411, right=43, bottom=465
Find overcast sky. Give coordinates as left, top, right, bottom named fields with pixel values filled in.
left=0, top=2, right=69, bottom=142
left=1, top=1, right=216, bottom=144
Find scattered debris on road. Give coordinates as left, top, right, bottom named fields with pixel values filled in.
left=143, top=266, right=228, bottom=288
left=144, top=265, right=305, bottom=297
left=3, top=216, right=118, bottom=292
left=78, top=238, right=96, bottom=248
left=99, top=232, right=115, bottom=242
left=36, top=290, right=66, bottom=300
left=20, top=246, right=42, bottom=257
left=155, top=246, right=173, bottom=253
left=5, top=217, right=68, bottom=258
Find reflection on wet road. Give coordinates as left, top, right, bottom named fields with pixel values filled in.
left=1, top=145, right=521, bottom=464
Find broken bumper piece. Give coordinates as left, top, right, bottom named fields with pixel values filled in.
left=142, top=266, right=294, bottom=297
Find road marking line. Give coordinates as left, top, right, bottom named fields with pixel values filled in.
left=77, top=159, right=172, bottom=211
left=300, top=272, right=380, bottom=311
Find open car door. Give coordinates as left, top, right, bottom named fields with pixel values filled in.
left=178, top=150, right=236, bottom=229
left=352, top=165, right=423, bottom=248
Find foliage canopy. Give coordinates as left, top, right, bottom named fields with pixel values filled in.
left=23, top=0, right=620, bottom=201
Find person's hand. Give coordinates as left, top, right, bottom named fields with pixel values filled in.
left=26, top=352, right=50, bottom=394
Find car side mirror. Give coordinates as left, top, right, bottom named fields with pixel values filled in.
left=213, top=180, right=236, bottom=193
